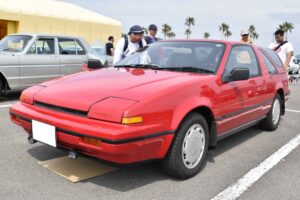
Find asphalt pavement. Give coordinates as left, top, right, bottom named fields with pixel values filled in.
left=0, top=85, right=299, bottom=200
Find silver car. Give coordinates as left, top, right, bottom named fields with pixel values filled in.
left=0, top=34, right=103, bottom=95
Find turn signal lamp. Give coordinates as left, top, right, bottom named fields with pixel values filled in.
left=121, top=116, right=143, bottom=125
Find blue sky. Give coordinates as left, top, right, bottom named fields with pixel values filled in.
left=58, top=0, right=300, bottom=54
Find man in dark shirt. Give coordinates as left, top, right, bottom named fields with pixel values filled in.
left=144, top=24, right=159, bottom=44
left=105, top=36, right=114, bottom=56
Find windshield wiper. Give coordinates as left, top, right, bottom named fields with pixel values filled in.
left=157, top=66, right=214, bottom=74
left=114, top=64, right=162, bottom=69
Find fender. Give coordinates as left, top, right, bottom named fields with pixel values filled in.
left=170, top=95, right=214, bottom=130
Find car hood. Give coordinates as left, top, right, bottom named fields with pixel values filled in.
left=34, top=68, right=209, bottom=111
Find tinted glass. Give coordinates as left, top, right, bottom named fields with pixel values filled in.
left=224, top=45, right=260, bottom=78
left=262, top=48, right=283, bottom=68
left=28, top=38, right=55, bottom=55
left=59, top=38, right=76, bottom=55
left=115, top=41, right=225, bottom=74
left=259, top=50, right=277, bottom=74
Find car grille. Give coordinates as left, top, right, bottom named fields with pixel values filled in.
left=34, top=101, right=88, bottom=117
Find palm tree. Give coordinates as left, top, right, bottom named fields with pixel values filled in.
left=224, top=30, right=232, bottom=40
left=143, top=27, right=148, bottom=35
left=278, top=21, right=294, bottom=40
left=252, top=32, right=259, bottom=42
left=162, top=24, right=171, bottom=39
left=184, top=29, right=191, bottom=39
left=204, top=32, right=210, bottom=39
left=219, top=23, right=229, bottom=39
left=167, top=32, right=176, bottom=38
left=248, top=25, right=259, bottom=42
left=185, top=17, right=195, bottom=39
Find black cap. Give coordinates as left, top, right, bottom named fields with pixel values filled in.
left=129, top=25, right=144, bottom=34
left=148, top=24, right=158, bottom=31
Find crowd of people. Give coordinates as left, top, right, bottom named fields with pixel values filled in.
left=104, top=24, right=299, bottom=77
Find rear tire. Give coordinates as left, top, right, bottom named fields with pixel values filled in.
left=161, top=112, right=209, bottom=179
left=260, top=94, right=282, bottom=131
left=0, top=79, right=3, bottom=97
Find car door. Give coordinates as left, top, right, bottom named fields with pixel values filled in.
left=215, top=45, right=267, bottom=135
left=58, top=38, right=87, bottom=75
left=19, top=37, right=60, bottom=87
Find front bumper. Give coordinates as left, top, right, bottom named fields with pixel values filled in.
left=10, top=102, right=174, bottom=164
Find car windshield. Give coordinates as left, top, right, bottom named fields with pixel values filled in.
left=0, top=35, right=32, bottom=52
left=114, top=41, right=225, bottom=74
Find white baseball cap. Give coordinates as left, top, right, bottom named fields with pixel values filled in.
left=240, top=30, right=249, bottom=36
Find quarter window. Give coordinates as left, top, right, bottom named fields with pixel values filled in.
left=224, top=46, right=260, bottom=78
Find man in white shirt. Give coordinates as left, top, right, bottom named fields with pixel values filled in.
left=268, top=29, right=293, bottom=70
left=113, top=25, right=147, bottom=64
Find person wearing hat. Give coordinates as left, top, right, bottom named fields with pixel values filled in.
left=113, top=25, right=147, bottom=64
left=240, top=30, right=252, bottom=44
left=144, top=24, right=159, bottom=44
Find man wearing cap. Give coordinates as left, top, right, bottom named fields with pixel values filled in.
left=240, top=30, right=252, bottom=44
left=144, top=24, right=159, bottom=44
left=113, top=25, right=147, bottom=64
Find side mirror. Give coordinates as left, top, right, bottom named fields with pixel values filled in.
left=87, top=59, right=103, bottom=69
left=227, top=68, right=250, bottom=82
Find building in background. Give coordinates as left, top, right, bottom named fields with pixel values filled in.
left=0, top=0, right=122, bottom=43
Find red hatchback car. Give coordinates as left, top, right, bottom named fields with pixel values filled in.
left=10, top=40, right=289, bottom=179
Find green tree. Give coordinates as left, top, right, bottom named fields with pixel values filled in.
left=203, top=32, right=210, bottom=39
left=248, top=25, right=259, bottom=42
left=143, top=27, right=148, bottom=35
left=162, top=23, right=171, bottom=39
left=278, top=21, right=294, bottom=40
left=185, top=17, right=195, bottom=39
left=167, top=32, right=176, bottom=39
left=184, top=29, right=191, bottom=39
left=219, top=23, right=229, bottom=39
left=224, top=30, right=232, bottom=40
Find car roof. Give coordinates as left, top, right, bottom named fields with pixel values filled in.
left=7, top=33, right=85, bottom=40
left=158, top=39, right=258, bottom=47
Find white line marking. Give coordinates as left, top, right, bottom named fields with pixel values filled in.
left=211, top=133, right=300, bottom=200
left=0, top=104, right=11, bottom=108
left=286, top=109, right=300, bottom=113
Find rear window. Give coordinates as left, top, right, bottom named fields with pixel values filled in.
left=262, top=48, right=283, bottom=68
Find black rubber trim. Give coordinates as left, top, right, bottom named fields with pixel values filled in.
left=57, top=128, right=174, bottom=144
left=217, top=116, right=266, bottom=141
left=215, top=99, right=273, bottom=121
left=10, top=112, right=31, bottom=123
left=9, top=112, right=174, bottom=144
left=34, top=101, right=88, bottom=117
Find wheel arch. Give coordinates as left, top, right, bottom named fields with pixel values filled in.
left=276, top=88, right=285, bottom=115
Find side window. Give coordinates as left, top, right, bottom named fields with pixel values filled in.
left=58, top=38, right=86, bottom=55
left=259, top=51, right=277, bottom=75
left=75, top=40, right=86, bottom=55
left=58, top=38, right=76, bottom=55
left=263, top=48, right=283, bottom=68
left=224, top=46, right=260, bottom=78
left=27, top=38, right=55, bottom=55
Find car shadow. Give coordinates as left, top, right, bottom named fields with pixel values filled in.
left=0, top=90, right=22, bottom=103
left=26, top=126, right=265, bottom=192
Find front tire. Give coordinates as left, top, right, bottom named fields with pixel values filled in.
left=162, top=112, right=209, bottom=179
left=260, top=94, right=282, bottom=131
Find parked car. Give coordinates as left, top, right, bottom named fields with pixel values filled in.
left=0, top=34, right=104, bottom=95
left=10, top=40, right=289, bottom=179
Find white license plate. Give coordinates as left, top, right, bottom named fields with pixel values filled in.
left=32, top=120, right=56, bottom=147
